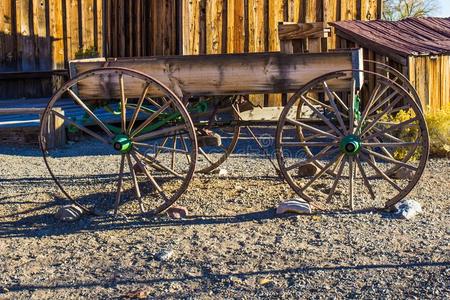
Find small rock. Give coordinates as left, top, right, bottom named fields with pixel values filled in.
left=133, top=163, right=145, bottom=175
left=394, top=199, right=422, bottom=219
left=212, top=168, right=228, bottom=176
left=297, top=164, right=318, bottom=177
left=166, top=205, right=189, bottom=219
left=276, top=199, right=312, bottom=215
left=390, top=168, right=415, bottom=180
left=156, top=249, right=174, bottom=261
left=55, top=204, right=84, bottom=222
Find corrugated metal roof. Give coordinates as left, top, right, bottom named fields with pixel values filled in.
left=330, top=17, right=450, bottom=57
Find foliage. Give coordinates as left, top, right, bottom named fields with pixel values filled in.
left=382, top=0, right=439, bottom=20
left=383, top=108, right=421, bottom=160
left=75, top=47, right=99, bottom=59
left=425, top=106, right=450, bottom=158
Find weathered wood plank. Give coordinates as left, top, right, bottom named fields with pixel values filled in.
left=278, top=22, right=330, bottom=40
left=227, top=0, right=244, bottom=53
left=182, top=0, right=200, bottom=54
left=66, top=0, right=80, bottom=59
left=70, top=50, right=359, bottom=98
left=206, top=0, right=223, bottom=54
left=81, top=0, right=94, bottom=50
left=0, top=0, right=15, bottom=70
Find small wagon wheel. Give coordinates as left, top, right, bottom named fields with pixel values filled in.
left=276, top=69, right=429, bottom=211
left=40, top=67, right=197, bottom=216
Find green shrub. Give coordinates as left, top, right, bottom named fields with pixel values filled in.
left=426, top=106, right=450, bottom=158
left=75, top=47, right=99, bottom=59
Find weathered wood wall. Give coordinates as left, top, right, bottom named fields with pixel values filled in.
left=104, top=0, right=178, bottom=57
left=182, top=0, right=381, bottom=56
left=409, top=55, right=450, bottom=111
left=0, top=0, right=103, bottom=72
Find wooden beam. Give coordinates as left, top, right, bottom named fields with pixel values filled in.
left=70, top=50, right=360, bottom=98
left=278, top=22, right=331, bottom=40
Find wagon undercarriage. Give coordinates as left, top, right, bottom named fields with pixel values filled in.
left=39, top=49, right=429, bottom=216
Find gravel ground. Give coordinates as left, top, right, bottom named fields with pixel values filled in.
left=0, top=141, right=449, bottom=299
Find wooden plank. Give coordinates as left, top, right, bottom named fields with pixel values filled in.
left=33, top=0, right=51, bottom=70
left=81, top=0, right=94, bottom=50
left=268, top=0, right=284, bottom=106
left=182, top=0, right=200, bottom=54
left=70, top=50, right=359, bottom=98
left=227, top=0, right=244, bottom=53
left=278, top=22, right=330, bottom=40
left=206, top=0, right=223, bottom=54
left=324, top=0, right=338, bottom=49
left=66, top=0, right=80, bottom=59
left=49, top=0, right=64, bottom=69
left=304, top=0, right=316, bottom=22
left=16, top=0, right=35, bottom=70
left=287, top=0, right=301, bottom=23
left=248, top=0, right=266, bottom=106
left=0, top=0, right=15, bottom=71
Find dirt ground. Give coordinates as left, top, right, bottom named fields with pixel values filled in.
left=0, top=143, right=449, bottom=299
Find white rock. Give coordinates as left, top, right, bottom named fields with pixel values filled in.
left=394, top=199, right=422, bottom=220
left=156, top=249, right=174, bottom=261
left=212, top=168, right=228, bottom=176
left=276, top=199, right=312, bottom=215
left=55, top=204, right=84, bottom=222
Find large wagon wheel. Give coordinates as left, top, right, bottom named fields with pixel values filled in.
left=39, top=67, right=197, bottom=215
left=276, top=70, right=429, bottom=211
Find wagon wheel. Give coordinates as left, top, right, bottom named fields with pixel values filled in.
left=276, top=70, right=429, bottom=211
left=39, top=67, right=197, bottom=216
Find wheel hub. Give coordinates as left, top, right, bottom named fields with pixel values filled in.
left=340, top=134, right=361, bottom=155
left=113, top=134, right=132, bottom=153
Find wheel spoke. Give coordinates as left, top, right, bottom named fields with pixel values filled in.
left=300, top=154, right=344, bottom=192
left=128, top=84, right=151, bottom=134
left=355, top=156, right=376, bottom=200
left=281, top=141, right=339, bottom=147
left=285, top=145, right=336, bottom=171
left=363, top=116, right=419, bottom=141
left=179, top=133, right=192, bottom=164
left=67, top=88, right=114, bottom=137
left=133, top=125, right=187, bottom=142
left=325, top=156, right=346, bottom=203
left=368, top=91, right=400, bottom=117
left=130, top=151, right=170, bottom=204
left=114, top=154, right=126, bottom=215
left=355, top=82, right=382, bottom=133
left=199, top=147, right=215, bottom=165
left=360, top=153, right=403, bottom=192
left=348, top=156, right=355, bottom=210
left=171, top=135, right=177, bottom=170
left=362, top=142, right=420, bottom=148
left=131, top=99, right=174, bottom=137
left=323, top=82, right=348, bottom=134
left=132, top=142, right=189, bottom=154
left=145, top=96, right=162, bottom=108
left=51, top=110, right=110, bottom=144
left=348, top=79, right=355, bottom=134
left=360, top=97, right=401, bottom=136
left=361, top=148, right=418, bottom=171
left=134, top=149, right=184, bottom=179
left=126, top=153, right=144, bottom=212
left=155, top=136, right=170, bottom=159
left=286, top=118, right=338, bottom=139
left=119, top=74, right=127, bottom=133
left=301, top=96, right=343, bottom=136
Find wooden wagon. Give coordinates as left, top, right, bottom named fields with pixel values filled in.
left=39, top=49, right=429, bottom=215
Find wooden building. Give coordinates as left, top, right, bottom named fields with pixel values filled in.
left=331, top=17, right=450, bottom=111
left=0, top=0, right=382, bottom=101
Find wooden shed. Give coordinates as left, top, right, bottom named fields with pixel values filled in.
left=330, top=17, right=450, bottom=111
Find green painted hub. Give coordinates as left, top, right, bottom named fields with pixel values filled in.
left=113, top=134, right=132, bottom=153
left=340, top=134, right=361, bottom=155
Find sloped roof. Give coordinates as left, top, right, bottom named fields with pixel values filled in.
left=330, top=17, right=450, bottom=57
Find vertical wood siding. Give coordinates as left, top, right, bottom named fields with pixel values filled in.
left=0, top=0, right=102, bottom=71
left=409, top=55, right=450, bottom=111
